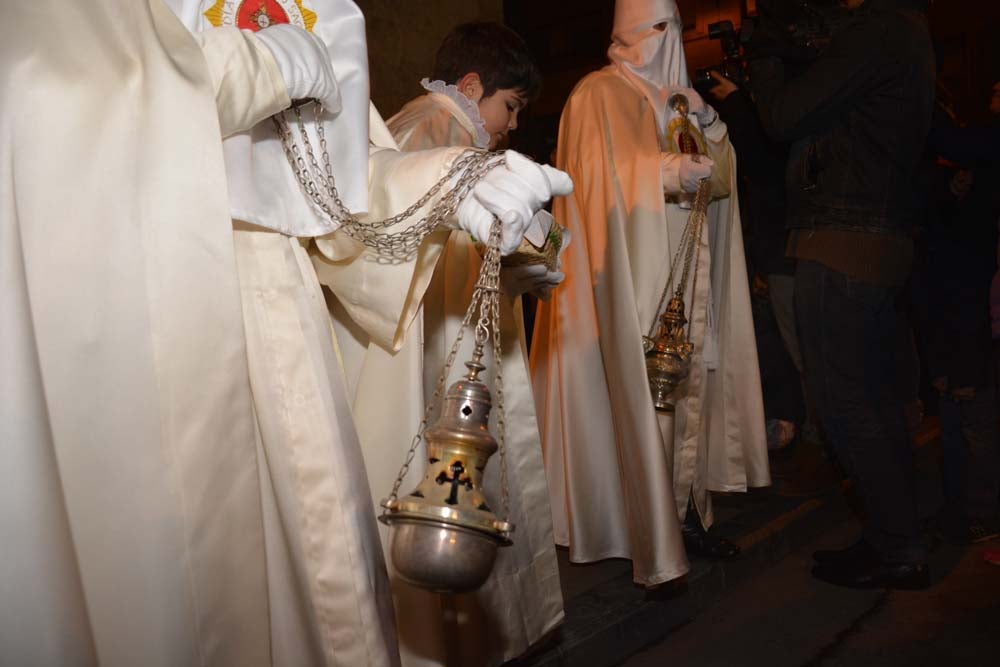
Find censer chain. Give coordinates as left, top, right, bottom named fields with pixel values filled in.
left=646, top=179, right=711, bottom=340
left=276, top=103, right=512, bottom=520
left=384, top=216, right=510, bottom=521
left=273, top=104, right=505, bottom=261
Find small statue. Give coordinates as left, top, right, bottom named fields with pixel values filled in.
left=665, top=93, right=706, bottom=209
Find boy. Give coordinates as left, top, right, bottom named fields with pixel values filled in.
left=391, top=22, right=540, bottom=152
left=350, top=22, right=564, bottom=667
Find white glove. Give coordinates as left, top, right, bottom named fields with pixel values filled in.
left=501, top=264, right=565, bottom=301
left=664, top=86, right=718, bottom=127
left=456, top=151, right=574, bottom=255
left=254, top=24, right=342, bottom=112
left=661, top=153, right=715, bottom=194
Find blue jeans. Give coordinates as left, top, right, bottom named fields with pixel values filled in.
left=795, top=260, right=926, bottom=564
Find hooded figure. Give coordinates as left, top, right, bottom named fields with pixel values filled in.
left=530, top=0, right=770, bottom=586
left=2, top=0, right=291, bottom=663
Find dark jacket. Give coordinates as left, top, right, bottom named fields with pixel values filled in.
left=748, top=0, right=935, bottom=236
left=716, top=90, right=794, bottom=276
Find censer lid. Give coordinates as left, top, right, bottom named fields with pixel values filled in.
left=422, top=360, right=497, bottom=453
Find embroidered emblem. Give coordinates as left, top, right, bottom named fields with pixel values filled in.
left=202, top=0, right=317, bottom=32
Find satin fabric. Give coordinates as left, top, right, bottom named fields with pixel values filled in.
left=233, top=225, right=401, bottom=667
left=165, top=0, right=371, bottom=233
left=0, top=1, right=287, bottom=663
left=178, top=7, right=413, bottom=659
left=374, top=92, right=564, bottom=666
left=530, top=66, right=770, bottom=587
left=310, top=128, right=458, bottom=666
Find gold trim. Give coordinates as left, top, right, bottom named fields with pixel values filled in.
left=294, top=0, right=317, bottom=31
left=202, top=0, right=226, bottom=27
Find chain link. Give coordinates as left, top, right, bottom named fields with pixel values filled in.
left=383, top=217, right=510, bottom=522
left=274, top=103, right=511, bottom=522
left=272, top=105, right=504, bottom=261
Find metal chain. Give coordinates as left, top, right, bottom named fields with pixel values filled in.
left=274, top=103, right=511, bottom=521
left=685, top=182, right=711, bottom=342
left=646, top=179, right=712, bottom=340
left=384, top=217, right=510, bottom=522
left=272, top=105, right=505, bottom=261
left=481, top=223, right=510, bottom=520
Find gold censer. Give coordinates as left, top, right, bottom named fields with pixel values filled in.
left=645, top=296, right=695, bottom=412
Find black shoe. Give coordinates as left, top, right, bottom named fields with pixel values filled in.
left=811, top=553, right=929, bottom=590
left=812, top=538, right=874, bottom=565
left=681, top=516, right=741, bottom=560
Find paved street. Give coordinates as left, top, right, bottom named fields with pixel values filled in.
left=624, top=485, right=1000, bottom=667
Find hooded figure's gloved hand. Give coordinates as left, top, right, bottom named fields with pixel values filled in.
left=661, top=153, right=715, bottom=194
left=664, top=85, right=718, bottom=127
left=254, top=24, right=342, bottom=112
left=456, top=151, right=574, bottom=255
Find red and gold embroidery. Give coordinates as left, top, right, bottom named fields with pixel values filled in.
left=202, top=0, right=317, bottom=32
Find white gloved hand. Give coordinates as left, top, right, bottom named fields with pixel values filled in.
left=456, top=151, right=574, bottom=255
left=679, top=154, right=714, bottom=192
left=664, top=85, right=718, bottom=127
left=254, top=24, right=342, bottom=112
left=661, top=153, right=715, bottom=194
left=500, top=264, right=565, bottom=301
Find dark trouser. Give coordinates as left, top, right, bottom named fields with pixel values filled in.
left=940, top=370, right=1000, bottom=523
left=795, top=260, right=926, bottom=564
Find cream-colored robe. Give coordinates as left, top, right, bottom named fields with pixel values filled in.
left=530, top=66, right=770, bottom=587
left=0, top=2, right=286, bottom=664
left=231, top=102, right=491, bottom=667
left=335, top=91, right=562, bottom=667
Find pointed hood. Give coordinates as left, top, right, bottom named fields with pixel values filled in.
left=608, top=0, right=689, bottom=138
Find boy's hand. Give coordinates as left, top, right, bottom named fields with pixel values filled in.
left=501, top=264, right=565, bottom=301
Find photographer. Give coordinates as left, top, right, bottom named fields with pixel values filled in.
left=746, top=0, right=936, bottom=590
left=705, top=73, right=806, bottom=454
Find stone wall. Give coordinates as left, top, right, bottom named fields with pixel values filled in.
left=356, top=0, right=504, bottom=119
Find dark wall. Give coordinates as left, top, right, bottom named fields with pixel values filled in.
left=358, top=1, right=1000, bottom=154
left=928, top=0, right=1000, bottom=124
left=357, top=0, right=503, bottom=118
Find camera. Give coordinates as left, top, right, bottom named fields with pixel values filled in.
left=694, top=20, right=750, bottom=96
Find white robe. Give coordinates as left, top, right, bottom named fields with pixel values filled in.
left=1, top=2, right=286, bottom=664
left=348, top=91, right=562, bottom=667
left=530, top=66, right=770, bottom=587
left=227, top=106, right=482, bottom=666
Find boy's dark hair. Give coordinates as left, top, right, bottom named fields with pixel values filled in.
left=431, top=22, right=542, bottom=102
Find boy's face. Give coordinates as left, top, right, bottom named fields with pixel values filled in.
left=478, top=88, right=527, bottom=149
